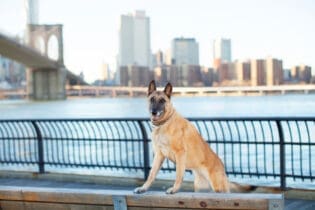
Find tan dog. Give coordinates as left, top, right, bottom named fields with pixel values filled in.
left=134, top=80, right=255, bottom=194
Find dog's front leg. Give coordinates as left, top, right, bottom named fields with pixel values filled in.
left=166, top=150, right=186, bottom=194
left=134, top=150, right=165, bottom=194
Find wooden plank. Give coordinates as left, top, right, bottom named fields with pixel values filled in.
left=0, top=186, right=115, bottom=205
left=0, top=201, right=25, bottom=210
left=0, top=186, right=284, bottom=210
left=0, top=201, right=115, bottom=210
left=126, top=192, right=278, bottom=209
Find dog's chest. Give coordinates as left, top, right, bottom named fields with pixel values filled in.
left=152, top=132, right=174, bottom=160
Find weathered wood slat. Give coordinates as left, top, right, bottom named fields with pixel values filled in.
left=0, top=186, right=284, bottom=210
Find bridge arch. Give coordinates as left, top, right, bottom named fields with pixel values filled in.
left=27, top=24, right=64, bottom=65
left=47, top=34, right=59, bottom=60
left=34, top=36, right=45, bottom=54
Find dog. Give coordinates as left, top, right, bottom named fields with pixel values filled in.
left=134, top=80, right=256, bottom=194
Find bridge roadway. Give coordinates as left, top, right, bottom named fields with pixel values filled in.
left=0, top=172, right=314, bottom=210
left=0, top=33, right=59, bottom=69
left=0, top=32, right=85, bottom=83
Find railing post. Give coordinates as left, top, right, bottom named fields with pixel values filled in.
left=276, top=120, right=286, bottom=190
left=31, top=121, right=45, bottom=173
left=138, top=120, right=150, bottom=180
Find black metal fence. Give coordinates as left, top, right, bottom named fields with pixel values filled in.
left=0, top=117, right=314, bottom=189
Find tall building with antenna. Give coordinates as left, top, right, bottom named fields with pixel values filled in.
left=24, top=0, right=39, bottom=25
left=118, top=10, right=151, bottom=67
left=117, top=10, right=152, bottom=85
left=24, top=0, right=39, bottom=44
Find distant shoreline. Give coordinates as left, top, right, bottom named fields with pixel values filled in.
left=1, top=84, right=315, bottom=99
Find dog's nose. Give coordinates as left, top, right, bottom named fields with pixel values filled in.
left=151, top=111, right=157, bottom=115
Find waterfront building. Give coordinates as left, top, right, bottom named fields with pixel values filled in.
left=152, top=50, right=164, bottom=68
left=291, top=65, right=312, bottom=83
left=164, top=49, right=173, bottom=65
left=266, top=57, right=283, bottom=86
left=171, top=37, right=199, bottom=65
left=201, top=67, right=215, bottom=86
left=213, top=58, right=222, bottom=70
left=120, top=65, right=153, bottom=87
left=153, top=65, right=168, bottom=86
left=235, top=60, right=251, bottom=85
left=0, top=56, right=9, bottom=81
left=180, top=64, right=202, bottom=86
left=0, top=55, right=25, bottom=86
left=98, top=63, right=115, bottom=85
left=283, top=69, right=291, bottom=82
left=166, top=65, right=180, bottom=86
left=251, top=59, right=266, bottom=86
left=216, top=62, right=235, bottom=85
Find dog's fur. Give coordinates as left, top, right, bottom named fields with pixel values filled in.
left=134, top=80, right=256, bottom=194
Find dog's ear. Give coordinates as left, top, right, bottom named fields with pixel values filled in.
left=164, top=82, right=172, bottom=98
left=148, top=80, right=156, bottom=96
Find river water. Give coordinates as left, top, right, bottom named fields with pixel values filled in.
left=1, top=94, right=315, bottom=119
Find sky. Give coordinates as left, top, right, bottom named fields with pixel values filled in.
left=0, top=0, right=315, bottom=82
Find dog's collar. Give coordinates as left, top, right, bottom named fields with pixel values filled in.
left=151, top=109, right=175, bottom=127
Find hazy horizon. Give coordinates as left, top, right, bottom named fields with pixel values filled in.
left=1, top=0, right=314, bottom=82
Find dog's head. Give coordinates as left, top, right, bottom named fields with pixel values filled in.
left=147, top=80, right=173, bottom=124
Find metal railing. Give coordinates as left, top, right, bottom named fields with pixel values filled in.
left=0, top=117, right=314, bottom=189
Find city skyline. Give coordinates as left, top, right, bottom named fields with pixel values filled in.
left=0, top=0, right=315, bottom=82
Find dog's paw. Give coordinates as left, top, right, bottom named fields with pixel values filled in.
left=166, top=187, right=178, bottom=194
left=134, top=187, right=147, bottom=194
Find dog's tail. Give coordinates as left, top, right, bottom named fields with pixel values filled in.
left=229, top=182, right=282, bottom=193
left=229, top=182, right=257, bottom=193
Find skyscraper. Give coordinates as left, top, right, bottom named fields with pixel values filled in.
left=213, top=38, right=232, bottom=63
left=117, top=10, right=151, bottom=85
left=24, top=0, right=39, bottom=25
left=24, top=0, right=39, bottom=44
left=118, top=10, right=151, bottom=67
left=171, top=37, right=199, bottom=65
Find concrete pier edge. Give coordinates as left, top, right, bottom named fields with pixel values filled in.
left=0, top=170, right=314, bottom=200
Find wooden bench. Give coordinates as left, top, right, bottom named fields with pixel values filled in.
left=0, top=186, right=284, bottom=210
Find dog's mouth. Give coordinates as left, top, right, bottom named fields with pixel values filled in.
left=151, top=110, right=164, bottom=121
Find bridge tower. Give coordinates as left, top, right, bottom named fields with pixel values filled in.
left=26, top=24, right=66, bottom=100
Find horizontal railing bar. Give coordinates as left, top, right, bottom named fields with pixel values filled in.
left=0, top=161, right=38, bottom=164
left=0, top=138, right=37, bottom=140
left=207, top=140, right=281, bottom=144
left=44, top=163, right=144, bottom=169
left=0, top=116, right=314, bottom=122
left=1, top=138, right=313, bottom=145
left=207, top=140, right=315, bottom=146
left=30, top=138, right=144, bottom=142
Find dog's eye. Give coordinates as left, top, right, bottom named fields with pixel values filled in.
left=158, top=98, right=166, bottom=104
left=150, top=97, right=155, bottom=103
